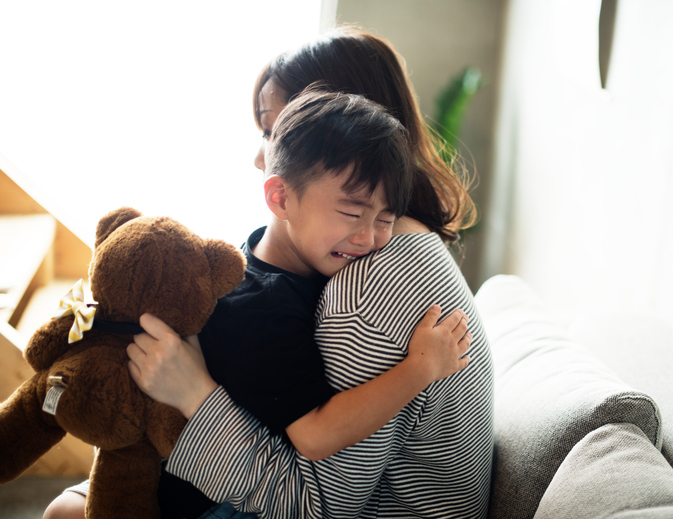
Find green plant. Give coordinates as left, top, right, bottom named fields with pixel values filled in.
left=434, top=67, right=483, bottom=161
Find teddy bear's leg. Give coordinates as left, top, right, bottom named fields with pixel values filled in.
left=0, top=374, right=66, bottom=482
left=85, top=439, right=162, bottom=519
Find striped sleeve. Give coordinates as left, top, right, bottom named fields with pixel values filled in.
left=165, top=386, right=322, bottom=518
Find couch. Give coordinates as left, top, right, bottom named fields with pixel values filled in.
left=474, top=275, right=673, bottom=519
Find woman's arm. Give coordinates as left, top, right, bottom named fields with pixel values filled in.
left=127, top=317, right=312, bottom=515
left=164, top=386, right=310, bottom=515
left=285, top=305, right=471, bottom=460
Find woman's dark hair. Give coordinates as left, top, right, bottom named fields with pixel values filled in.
left=253, top=26, right=476, bottom=242
left=266, top=88, right=413, bottom=217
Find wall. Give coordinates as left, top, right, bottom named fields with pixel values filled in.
left=482, top=0, right=673, bottom=325
left=332, top=0, right=507, bottom=290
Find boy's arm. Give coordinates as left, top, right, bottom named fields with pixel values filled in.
left=285, top=305, right=471, bottom=461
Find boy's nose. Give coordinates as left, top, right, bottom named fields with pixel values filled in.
left=254, top=141, right=266, bottom=171
left=351, top=226, right=375, bottom=248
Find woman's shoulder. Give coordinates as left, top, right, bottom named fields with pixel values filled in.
left=326, top=232, right=454, bottom=291
left=317, top=232, right=458, bottom=316
left=318, top=231, right=477, bottom=346
left=379, top=232, right=450, bottom=266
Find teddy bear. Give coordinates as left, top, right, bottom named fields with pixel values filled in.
left=0, top=207, right=246, bottom=518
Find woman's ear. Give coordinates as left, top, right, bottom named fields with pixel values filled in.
left=264, top=175, right=290, bottom=220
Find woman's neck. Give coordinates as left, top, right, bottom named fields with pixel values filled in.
left=393, top=216, right=430, bottom=235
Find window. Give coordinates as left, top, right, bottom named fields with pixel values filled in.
left=0, top=1, right=321, bottom=245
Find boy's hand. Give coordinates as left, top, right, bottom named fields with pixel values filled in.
left=127, top=313, right=218, bottom=420
left=287, top=305, right=471, bottom=460
left=407, top=306, right=471, bottom=384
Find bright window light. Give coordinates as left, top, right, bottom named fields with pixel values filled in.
left=0, top=1, right=321, bottom=246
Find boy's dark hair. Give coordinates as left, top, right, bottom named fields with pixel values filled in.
left=265, top=87, right=413, bottom=217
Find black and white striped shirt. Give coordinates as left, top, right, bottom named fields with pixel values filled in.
left=167, top=232, right=494, bottom=518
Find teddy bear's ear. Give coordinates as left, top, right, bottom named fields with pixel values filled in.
left=94, top=207, right=142, bottom=249
left=203, top=238, right=247, bottom=298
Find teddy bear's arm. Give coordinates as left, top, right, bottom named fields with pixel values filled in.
left=23, top=316, right=78, bottom=372
left=86, top=439, right=163, bottom=519
left=0, top=372, right=66, bottom=483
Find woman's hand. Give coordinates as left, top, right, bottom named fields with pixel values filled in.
left=406, top=306, right=471, bottom=384
left=127, top=313, right=218, bottom=420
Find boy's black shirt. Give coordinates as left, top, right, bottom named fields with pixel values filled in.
left=198, top=226, right=336, bottom=436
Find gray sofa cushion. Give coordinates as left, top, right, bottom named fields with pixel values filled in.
left=568, top=313, right=673, bottom=467
left=475, top=275, right=663, bottom=519
left=533, top=423, right=673, bottom=519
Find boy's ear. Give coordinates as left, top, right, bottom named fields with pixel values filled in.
left=264, top=175, right=290, bottom=220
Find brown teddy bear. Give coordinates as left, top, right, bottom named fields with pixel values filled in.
left=0, top=207, right=246, bottom=518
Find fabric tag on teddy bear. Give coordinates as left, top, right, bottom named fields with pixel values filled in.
left=43, top=386, right=65, bottom=416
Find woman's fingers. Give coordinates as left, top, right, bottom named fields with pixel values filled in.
left=138, top=313, right=174, bottom=340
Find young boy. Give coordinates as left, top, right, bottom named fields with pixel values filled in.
left=162, top=89, right=471, bottom=461
left=45, top=89, right=471, bottom=519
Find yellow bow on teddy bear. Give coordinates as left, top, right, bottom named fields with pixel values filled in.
left=53, top=279, right=96, bottom=343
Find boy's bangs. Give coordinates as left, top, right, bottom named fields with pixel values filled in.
left=268, top=89, right=413, bottom=216
left=339, top=160, right=410, bottom=217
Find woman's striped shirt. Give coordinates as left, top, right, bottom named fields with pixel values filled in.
left=166, top=232, right=494, bottom=518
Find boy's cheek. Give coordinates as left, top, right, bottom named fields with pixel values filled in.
left=375, top=231, right=394, bottom=250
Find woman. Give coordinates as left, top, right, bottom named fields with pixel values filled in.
left=45, top=27, right=493, bottom=519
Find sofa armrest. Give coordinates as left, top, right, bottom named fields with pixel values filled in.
left=568, top=313, right=673, bottom=467
left=475, top=275, right=663, bottom=519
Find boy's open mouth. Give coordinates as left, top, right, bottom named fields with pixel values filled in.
left=332, top=252, right=358, bottom=260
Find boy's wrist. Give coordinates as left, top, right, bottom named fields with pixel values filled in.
left=401, top=353, right=435, bottom=390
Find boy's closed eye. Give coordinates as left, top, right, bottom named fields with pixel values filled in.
left=339, top=211, right=361, bottom=220
left=377, top=210, right=396, bottom=226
